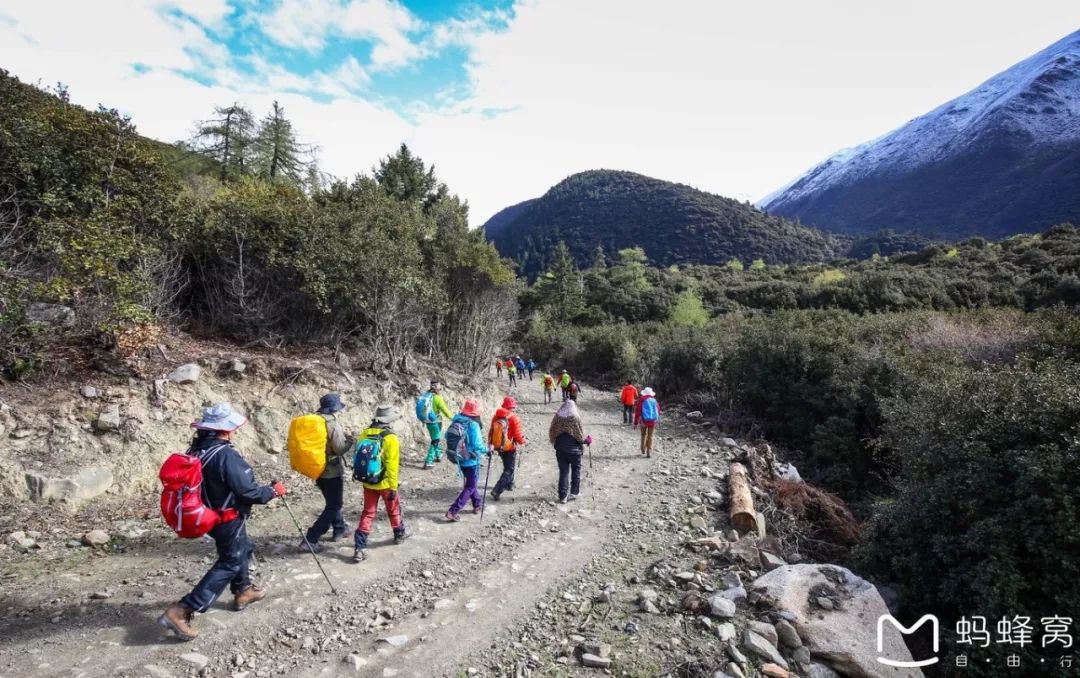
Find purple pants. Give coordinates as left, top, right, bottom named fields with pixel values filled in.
left=449, top=465, right=483, bottom=515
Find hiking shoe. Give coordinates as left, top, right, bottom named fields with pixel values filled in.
left=158, top=603, right=198, bottom=641
left=298, top=539, right=323, bottom=553
left=393, top=529, right=411, bottom=545
left=471, top=505, right=483, bottom=515
left=490, top=490, right=501, bottom=502
left=329, top=529, right=347, bottom=542
left=423, top=463, right=433, bottom=470
left=568, top=494, right=578, bottom=502
left=558, top=497, right=568, bottom=504
left=233, top=585, right=266, bottom=611
left=352, top=549, right=366, bottom=563
left=445, top=511, right=460, bottom=522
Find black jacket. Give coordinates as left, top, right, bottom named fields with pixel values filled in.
left=553, top=432, right=584, bottom=456
left=190, top=434, right=276, bottom=516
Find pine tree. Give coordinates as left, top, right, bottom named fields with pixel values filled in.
left=192, top=103, right=255, bottom=181
left=254, top=101, right=310, bottom=183
left=544, top=241, right=584, bottom=322
left=374, top=143, right=447, bottom=211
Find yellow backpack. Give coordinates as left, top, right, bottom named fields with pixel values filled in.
left=288, top=414, right=328, bottom=479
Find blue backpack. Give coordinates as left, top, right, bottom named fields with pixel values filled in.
left=352, top=431, right=390, bottom=484
left=641, top=397, right=659, bottom=423
left=415, top=392, right=437, bottom=423
left=444, top=419, right=473, bottom=465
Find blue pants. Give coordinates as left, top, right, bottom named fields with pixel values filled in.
left=306, top=476, right=346, bottom=543
left=182, top=518, right=252, bottom=612
left=556, top=450, right=582, bottom=500
left=492, top=451, right=517, bottom=496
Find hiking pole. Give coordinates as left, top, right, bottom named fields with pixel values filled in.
left=278, top=494, right=337, bottom=594
left=480, top=449, right=494, bottom=523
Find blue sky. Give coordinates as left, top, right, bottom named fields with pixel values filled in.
left=1, top=1, right=1079, bottom=224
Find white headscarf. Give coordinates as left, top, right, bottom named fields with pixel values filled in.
left=556, top=400, right=580, bottom=419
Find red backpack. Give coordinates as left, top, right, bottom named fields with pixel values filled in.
left=159, top=446, right=237, bottom=538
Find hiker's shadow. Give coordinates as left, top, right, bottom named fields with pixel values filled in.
left=0, top=595, right=180, bottom=650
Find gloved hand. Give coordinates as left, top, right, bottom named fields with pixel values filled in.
left=271, top=481, right=287, bottom=497
left=585, top=435, right=593, bottom=446
left=386, top=489, right=398, bottom=502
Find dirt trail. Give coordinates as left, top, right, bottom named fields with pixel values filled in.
left=0, top=377, right=678, bottom=678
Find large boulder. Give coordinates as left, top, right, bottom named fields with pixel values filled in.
left=167, top=363, right=201, bottom=384
left=752, top=564, right=922, bottom=678
left=26, top=302, right=76, bottom=329
left=25, top=466, right=114, bottom=505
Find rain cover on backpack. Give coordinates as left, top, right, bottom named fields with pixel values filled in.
left=415, top=392, right=437, bottom=423
left=288, top=414, right=328, bottom=479
left=641, top=397, right=659, bottom=423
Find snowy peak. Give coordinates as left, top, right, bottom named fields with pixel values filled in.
left=761, top=29, right=1080, bottom=238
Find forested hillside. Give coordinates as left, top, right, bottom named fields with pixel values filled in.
left=0, top=70, right=515, bottom=378
left=484, top=170, right=849, bottom=278
left=519, top=228, right=1080, bottom=674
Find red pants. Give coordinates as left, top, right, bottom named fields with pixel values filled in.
left=357, top=487, right=402, bottom=534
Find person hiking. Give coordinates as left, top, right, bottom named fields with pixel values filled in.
left=619, top=381, right=639, bottom=425
left=526, top=358, right=537, bottom=381
left=495, top=358, right=503, bottom=378
left=634, top=387, right=661, bottom=457
left=541, top=372, right=556, bottom=404
left=444, top=399, right=490, bottom=521
left=515, top=356, right=526, bottom=376
left=352, top=405, right=408, bottom=562
left=559, top=370, right=573, bottom=402
left=417, top=379, right=454, bottom=470
left=300, top=393, right=352, bottom=551
left=548, top=396, right=591, bottom=504
left=158, top=403, right=284, bottom=641
left=489, top=395, right=527, bottom=501
left=507, top=361, right=518, bottom=388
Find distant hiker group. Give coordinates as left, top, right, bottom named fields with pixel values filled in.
left=157, top=356, right=660, bottom=642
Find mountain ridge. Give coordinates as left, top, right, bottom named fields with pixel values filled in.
left=762, top=29, right=1080, bottom=237
left=484, top=169, right=848, bottom=277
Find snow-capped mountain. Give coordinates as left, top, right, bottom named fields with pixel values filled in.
left=762, top=29, right=1080, bottom=238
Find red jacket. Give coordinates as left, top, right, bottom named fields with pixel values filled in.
left=489, top=408, right=526, bottom=451
left=620, top=384, right=638, bottom=406
left=634, top=396, right=661, bottom=428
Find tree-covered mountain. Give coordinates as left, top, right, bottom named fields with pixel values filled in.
left=484, top=170, right=848, bottom=277
left=762, top=29, right=1080, bottom=239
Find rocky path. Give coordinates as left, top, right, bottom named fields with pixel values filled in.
left=0, top=379, right=708, bottom=678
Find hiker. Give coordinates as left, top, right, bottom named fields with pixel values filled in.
left=559, top=370, right=572, bottom=401
left=417, top=379, right=454, bottom=470
left=444, top=399, right=490, bottom=521
left=619, top=381, right=638, bottom=425
left=158, top=403, right=284, bottom=641
left=634, top=387, right=661, bottom=457
left=541, top=372, right=556, bottom=404
left=526, top=358, right=537, bottom=380
left=548, top=396, right=592, bottom=503
left=298, top=393, right=352, bottom=551
left=352, top=405, right=408, bottom=562
left=507, top=361, right=518, bottom=387
left=489, top=395, right=527, bottom=501
left=515, top=355, right=526, bottom=376
left=495, top=358, right=503, bottom=378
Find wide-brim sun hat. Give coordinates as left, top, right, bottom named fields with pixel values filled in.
left=373, top=405, right=401, bottom=424
left=192, top=402, right=248, bottom=432
left=641, top=387, right=656, bottom=397
left=461, top=399, right=483, bottom=418
left=502, top=395, right=517, bottom=410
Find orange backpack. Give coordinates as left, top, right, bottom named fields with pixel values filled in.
left=490, top=416, right=515, bottom=452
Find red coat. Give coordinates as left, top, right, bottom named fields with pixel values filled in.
left=620, top=384, right=638, bottom=406
left=489, top=408, right=526, bottom=451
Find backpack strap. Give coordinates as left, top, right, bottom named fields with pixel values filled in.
left=189, top=443, right=234, bottom=512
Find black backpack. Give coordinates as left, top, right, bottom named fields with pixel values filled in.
left=444, top=419, right=473, bottom=465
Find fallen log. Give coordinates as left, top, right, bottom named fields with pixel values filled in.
left=729, top=462, right=757, bottom=534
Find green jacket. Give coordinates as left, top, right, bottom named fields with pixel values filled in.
left=430, top=392, right=453, bottom=421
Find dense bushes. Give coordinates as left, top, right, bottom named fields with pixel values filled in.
left=0, top=72, right=515, bottom=376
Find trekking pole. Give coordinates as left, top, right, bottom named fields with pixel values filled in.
left=480, top=449, right=494, bottom=523
left=278, top=494, right=337, bottom=594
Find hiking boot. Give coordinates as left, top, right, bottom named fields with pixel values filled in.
left=393, top=529, right=411, bottom=545
left=423, top=463, right=433, bottom=470
left=298, top=539, right=323, bottom=553
left=329, top=529, right=347, bottom=542
left=471, top=505, right=482, bottom=514
left=568, top=494, right=578, bottom=502
left=158, top=603, right=198, bottom=641
left=490, top=490, right=501, bottom=502
left=445, top=511, right=460, bottom=522
left=352, top=548, right=366, bottom=563
left=233, top=585, right=266, bottom=611
left=558, top=497, right=568, bottom=504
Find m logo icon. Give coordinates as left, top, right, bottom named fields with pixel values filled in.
left=877, top=614, right=940, bottom=668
